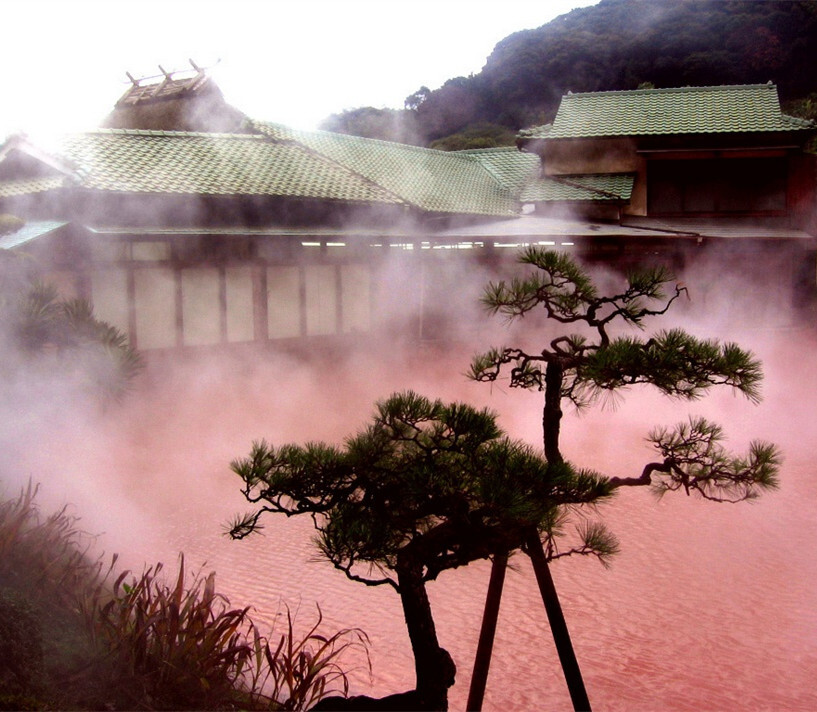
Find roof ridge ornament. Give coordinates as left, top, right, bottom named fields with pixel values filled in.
left=117, top=59, right=220, bottom=106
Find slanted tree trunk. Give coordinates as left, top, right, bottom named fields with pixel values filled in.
left=396, top=558, right=455, bottom=710
left=466, top=551, right=509, bottom=711
left=526, top=528, right=591, bottom=712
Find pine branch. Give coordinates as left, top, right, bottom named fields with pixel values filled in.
left=608, top=418, right=781, bottom=503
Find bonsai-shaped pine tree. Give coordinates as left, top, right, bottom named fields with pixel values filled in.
left=468, top=247, right=780, bottom=708
left=228, top=391, right=619, bottom=711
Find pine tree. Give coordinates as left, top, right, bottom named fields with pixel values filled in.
left=228, top=391, right=617, bottom=711
left=467, top=247, right=780, bottom=709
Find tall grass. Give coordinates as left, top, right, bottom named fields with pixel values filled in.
left=241, top=606, right=370, bottom=711
left=0, top=480, right=368, bottom=710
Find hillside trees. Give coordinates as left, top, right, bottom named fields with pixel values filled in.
left=319, top=106, right=424, bottom=146
left=228, top=392, right=617, bottom=710
left=329, top=0, right=817, bottom=146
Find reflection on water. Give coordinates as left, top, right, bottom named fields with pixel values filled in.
left=9, top=329, right=817, bottom=711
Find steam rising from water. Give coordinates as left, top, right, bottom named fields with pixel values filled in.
left=2, top=254, right=815, bottom=710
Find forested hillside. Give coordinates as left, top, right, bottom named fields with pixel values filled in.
left=320, top=0, right=817, bottom=149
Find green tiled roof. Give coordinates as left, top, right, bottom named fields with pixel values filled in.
left=521, top=173, right=634, bottom=202
left=55, top=129, right=401, bottom=204
left=252, top=122, right=519, bottom=216
left=1, top=126, right=523, bottom=216
left=0, top=176, right=64, bottom=198
left=525, top=84, right=816, bottom=140
left=457, top=147, right=540, bottom=195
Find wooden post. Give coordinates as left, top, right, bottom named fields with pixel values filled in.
left=466, top=552, right=508, bottom=711
left=525, top=528, right=591, bottom=712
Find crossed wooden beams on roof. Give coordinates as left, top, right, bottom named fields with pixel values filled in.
left=119, top=59, right=216, bottom=106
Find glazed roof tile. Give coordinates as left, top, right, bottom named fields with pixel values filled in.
left=522, top=84, right=816, bottom=139
left=0, top=176, right=64, bottom=198
left=54, top=129, right=401, bottom=204
left=457, top=147, right=541, bottom=194
left=252, top=122, right=519, bottom=215
left=1, top=127, right=523, bottom=216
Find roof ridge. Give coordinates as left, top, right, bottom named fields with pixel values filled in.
left=455, top=146, right=521, bottom=154
left=252, top=119, right=482, bottom=161
left=781, top=113, right=817, bottom=128
left=250, top=121, right=413, bottom=209
left=562, top=82, right=777, bottom=99
left=83, top=128, right=263, bottom=139
left=250, top=119, right=521, bottom=214
left=563, top=83, right=777, bottom=99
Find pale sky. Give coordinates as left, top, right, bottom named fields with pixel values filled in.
left=1, top=0, right=597, bottom=141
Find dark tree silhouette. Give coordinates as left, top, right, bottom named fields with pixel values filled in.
left=467, top=247, right=780, bottom=709
left=228, top=391, right=617, bottom=711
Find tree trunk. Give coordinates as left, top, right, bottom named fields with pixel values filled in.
left=540, top=361, right=591, bottom=710
left=526, top=528, right=591, bottom=712
left=543, top=361, right=564, bottom=463
left=466, top=551, right=508, bottom=711
left=396, top=560, right=455, bottom=710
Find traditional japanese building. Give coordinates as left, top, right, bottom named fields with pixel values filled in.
left=1, top=71, right=815, bottom=352
left=518, top=83, right=815, bottom=221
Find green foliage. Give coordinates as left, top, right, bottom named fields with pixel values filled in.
left=241, top=606, right=370, bottom=711
left=578, top=329, right=764, bottom=404
left=0, top=481, right=363, bottom=711
left=480, top=247, right=601, bottom=322
left=230, top=391, right=616, bottom=587
left=647, top=417, right=780, bottom=502
left=0, top=589, right=44, bottom=705
left=318, top=107, right=423, bottom=146
left=429, top=123, right=518, bottom=151
left=472, top=247, right=764, bottom=410
left=349, top=1, right=817, bottom=141
left=783, top=91, right=817, bottom=123
left=471, top=247, right=780, bottom=506
left=783, top=92, right=817, bottom=151
left=0, top=481, right=102, bottom=609
left=229, top=390, right=619, bottom=708
left=83, top=558, right=367, bottom=711
left=0, top=214, right=24, bottom=237
left=0, top=481, right=109, bottom=709
left=85, top=556, right=255, bottom=710
left=0, top=252, right=142, bottom=402
left=404, top=86, right=431, bottom=112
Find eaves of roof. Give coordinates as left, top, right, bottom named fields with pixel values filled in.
left=0, top=220, right=68, bottom=249
left=521, top=173, right=634, bottom=203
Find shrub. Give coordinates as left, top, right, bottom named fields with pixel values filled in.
left=0, top=481, right=368, bottom=710
left=0, top=588, right=44, bottom=709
